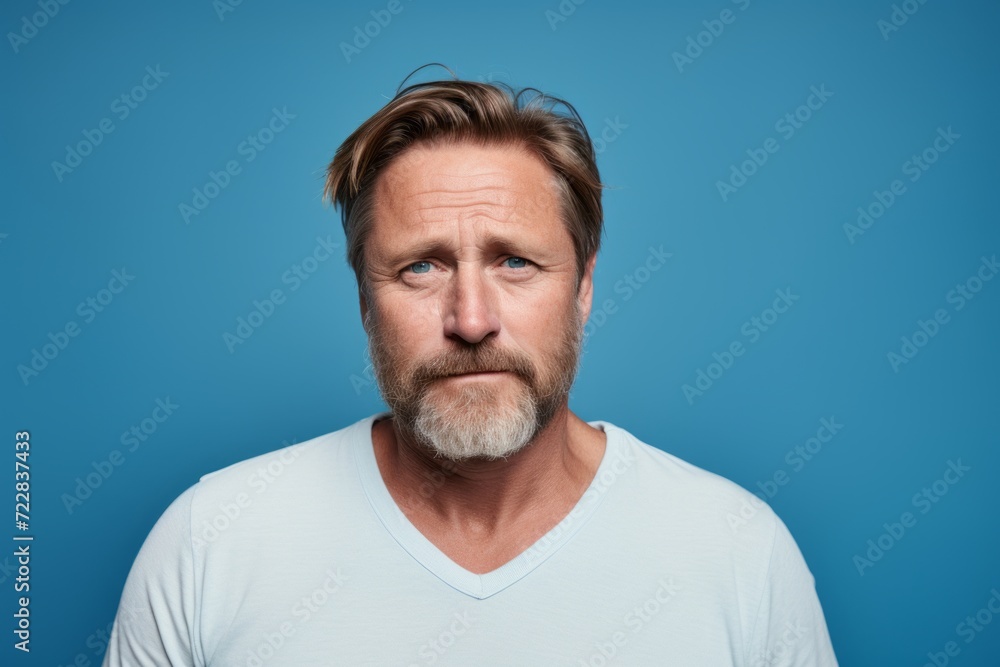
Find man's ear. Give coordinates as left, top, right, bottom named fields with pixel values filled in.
left=577, top=252, right=598, bottom=323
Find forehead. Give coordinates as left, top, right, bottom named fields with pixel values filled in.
left=371, top=141, right=563, bottom=231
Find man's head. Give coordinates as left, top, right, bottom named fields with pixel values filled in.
left=325, top=74, right=604, bottom=461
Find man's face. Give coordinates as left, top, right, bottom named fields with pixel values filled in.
left=362, top=140, right=595, bottom=461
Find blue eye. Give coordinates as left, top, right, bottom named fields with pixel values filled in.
left=504, top=257, right=529, bottom=269
left=408, top=261, right=432, bottom=274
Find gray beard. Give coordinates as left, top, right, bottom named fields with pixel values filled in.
left=411, top=379, right=544, bottom=461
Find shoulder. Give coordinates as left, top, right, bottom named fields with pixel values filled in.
left=595, top=421, right=822, bottom=623
left=600, top=421, right=777, bottom=516
left=596, top=420, right=785, bottom=551
left=190, top=413, right=377, bottom=501
left=154, top=413, right=382, bottom=547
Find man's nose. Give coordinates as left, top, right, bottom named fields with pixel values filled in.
left=442, top=265, right=501, bottom=345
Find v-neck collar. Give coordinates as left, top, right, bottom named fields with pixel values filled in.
left=352, top=412, right=623, bottom=600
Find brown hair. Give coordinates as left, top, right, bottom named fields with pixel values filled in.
left=323, top=66, right=604, bottom=297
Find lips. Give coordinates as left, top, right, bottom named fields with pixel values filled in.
left=436, top=370, right=518, bottom=382
left=446, top=370, right=507, bottom=377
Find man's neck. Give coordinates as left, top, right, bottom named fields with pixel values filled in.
left=370, top=406, right=606, bottom=568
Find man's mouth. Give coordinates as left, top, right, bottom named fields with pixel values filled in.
left=446, top=370, right=508, bottom=377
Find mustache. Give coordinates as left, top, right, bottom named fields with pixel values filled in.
left=409, top=344, right=536, bottom=389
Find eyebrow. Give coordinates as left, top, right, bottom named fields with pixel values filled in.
left=384, top=233, right=533, bottom=266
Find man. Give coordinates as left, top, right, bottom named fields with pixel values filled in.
left=105, top=73, right=838, bottom=665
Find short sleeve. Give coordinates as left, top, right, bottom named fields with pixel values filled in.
left=103, top=484, right=201, bottom=667
left=747, top=514, right=838, bottom=666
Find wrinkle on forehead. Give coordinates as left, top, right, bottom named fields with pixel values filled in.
left=374, top=143, right=561, bottom=223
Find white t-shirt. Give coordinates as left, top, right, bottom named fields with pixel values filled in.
left=104, top=413, right=838, bottom=666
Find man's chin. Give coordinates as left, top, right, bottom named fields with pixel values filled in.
left=411, top=388, right=538, bottom=461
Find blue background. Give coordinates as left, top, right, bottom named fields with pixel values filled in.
left=2, top=0, right=998, bottom=664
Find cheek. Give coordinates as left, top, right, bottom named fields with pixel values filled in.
left=501, top=294, right=577, bottom=348
left=497, top=275, right=570, bottom=311
left=374, top=298, right=443, bottom=355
